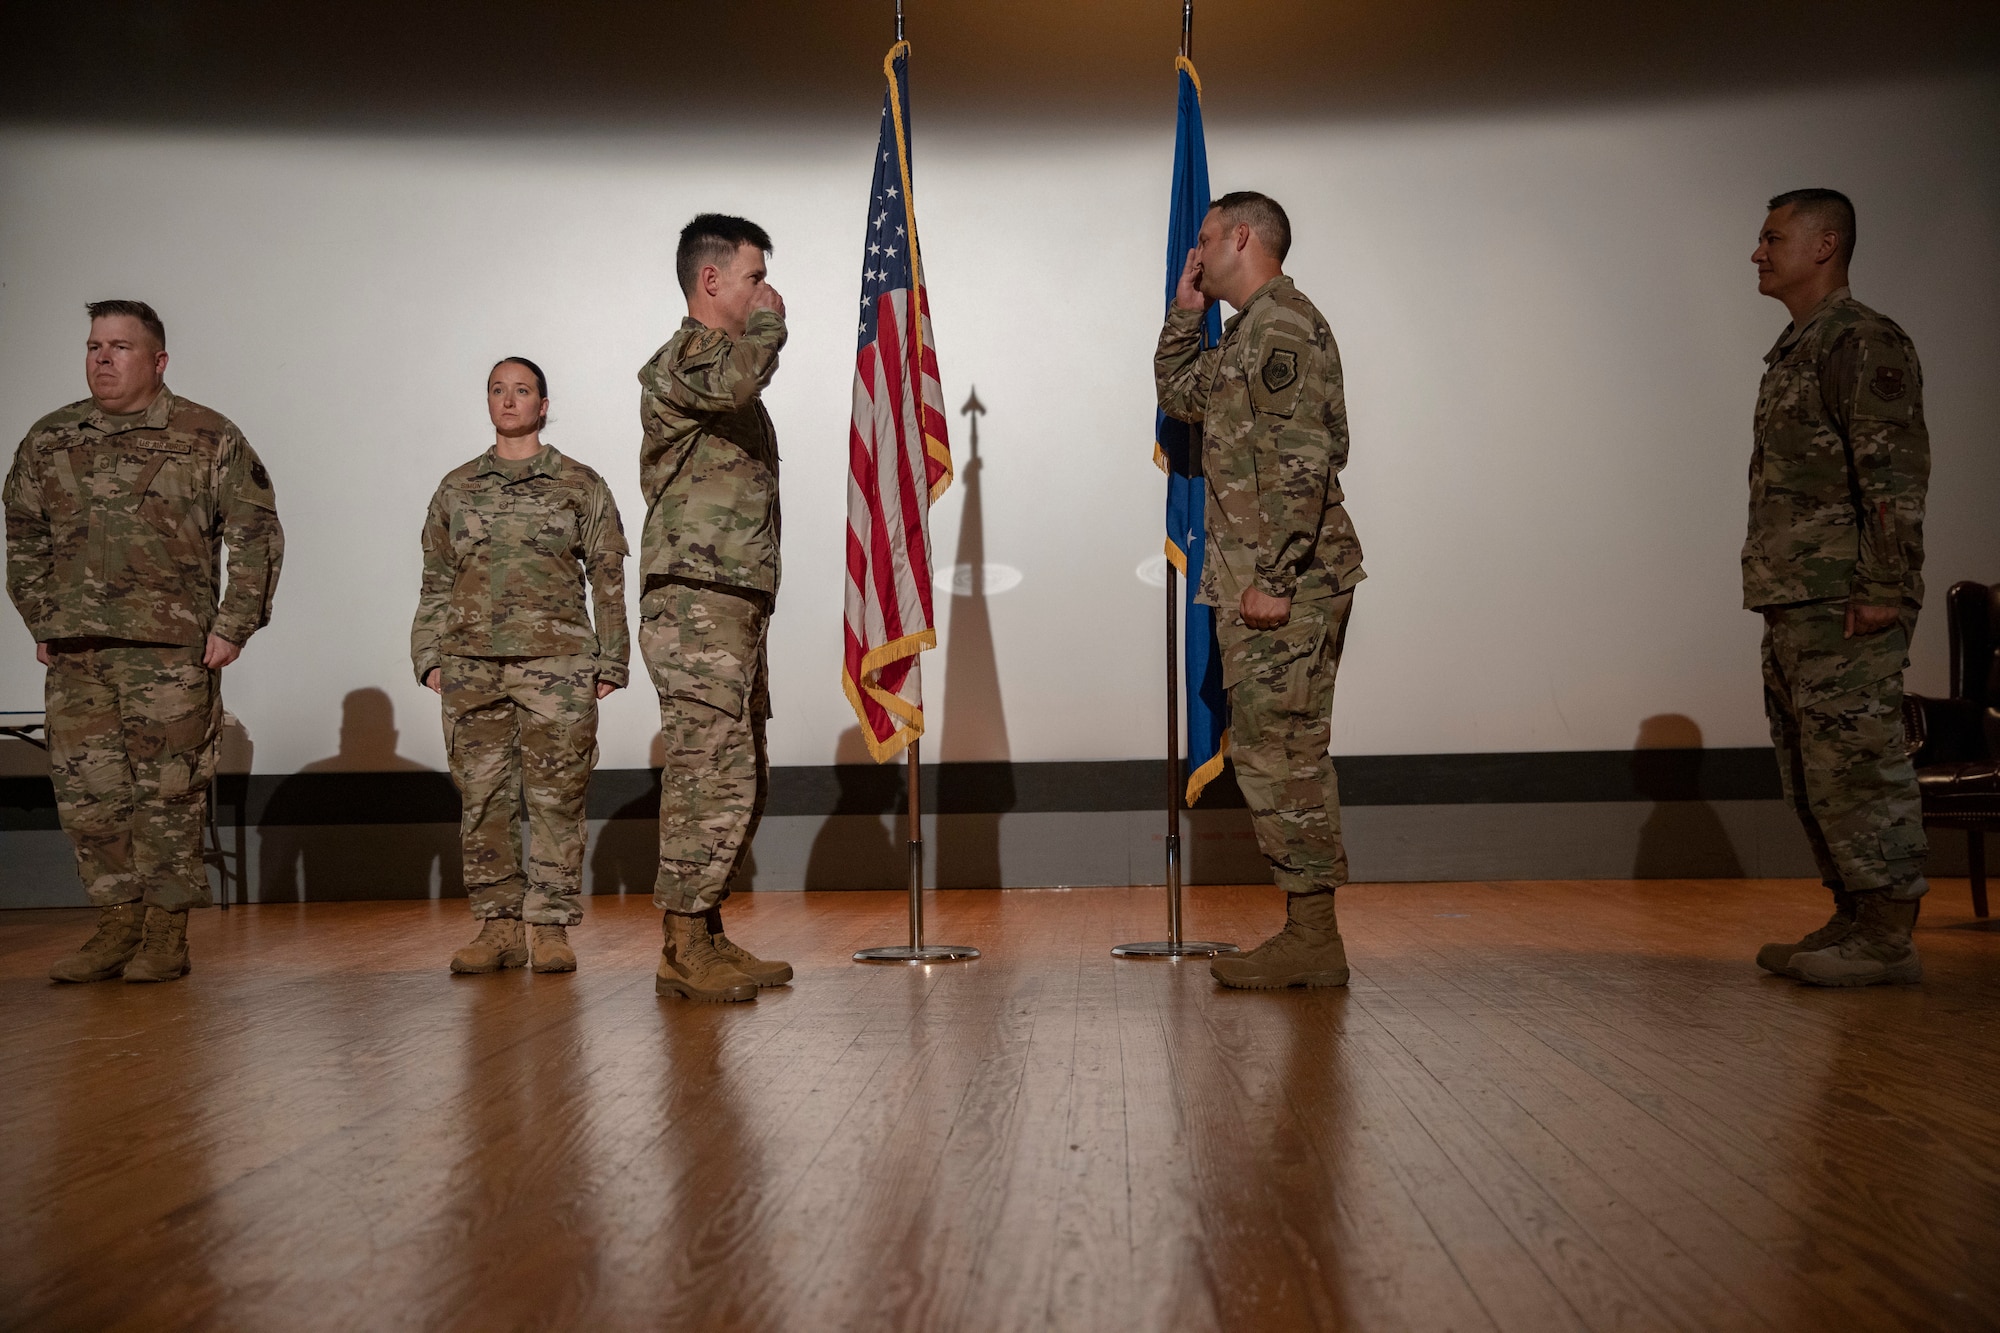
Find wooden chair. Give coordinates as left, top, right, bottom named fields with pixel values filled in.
left=1905, top=580, right=2000, bottom=917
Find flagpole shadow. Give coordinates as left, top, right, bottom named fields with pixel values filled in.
left=936, top=388, right=1013, bottom=890
left=804, top=727, right=904, bottom=889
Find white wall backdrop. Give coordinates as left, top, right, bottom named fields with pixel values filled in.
left=1, top=75, right=1994, bottom=773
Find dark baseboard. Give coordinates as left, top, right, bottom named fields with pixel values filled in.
left=0, top=749, right=1782, bottom=831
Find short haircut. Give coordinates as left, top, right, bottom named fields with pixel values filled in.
left=86, top=299, right=165, bottom=347
left=1210, top=191, right=1292, bottom=262
left=491, top=356, right=548, bottom=399
left=676, top=213, right=773, bottom=296
left=1768, top=188, right=1856, bottom=264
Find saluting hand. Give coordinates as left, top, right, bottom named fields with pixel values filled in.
left=1174, top=248, right=1211, bottom=313
left=749, top=284, right=786, bottom=321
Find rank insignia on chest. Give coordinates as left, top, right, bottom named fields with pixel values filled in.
left=1870, top=365, right=1908, bottom=402
left=1261, top=348, right=1299, bottom=392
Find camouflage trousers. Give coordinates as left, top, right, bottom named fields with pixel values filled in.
left=1216, top=591, right=1354, bottom=896
left=440, top=654, right=599, bottom=925
left=1762, top=602, right=1928, bottom=900
left=44, top=641, right=219, bottom=912
left=640, top=580, right=769, bottom=915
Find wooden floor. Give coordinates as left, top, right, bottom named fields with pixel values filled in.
left=2, top=881, right=1998, bottom=1332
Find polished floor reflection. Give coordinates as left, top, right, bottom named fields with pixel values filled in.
left=2, top=881, right=1996, bottom=1331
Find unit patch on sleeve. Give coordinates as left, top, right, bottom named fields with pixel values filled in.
left=1260, top=348, right=1299, bottom=393
left=1869, top=365, right=1908, bottom=402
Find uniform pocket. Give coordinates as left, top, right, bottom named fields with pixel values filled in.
left=137, top=447, right=201, bottom=540
left=1785, top=613, right=1909, bottom=709
left=1248, top=337, right=1309, bottom=419
left=451, top=508, right=490, bottom=557
left=152, top=678, right=220, bottom=799
left=659, top=666, right=746, bottom=720
left=1878, top=824, right=1927, bottom=864
left=532, top=499, right=582, bottom=558
left=640, top=586, right=763, bottom=721
left=659, top=832, right=714, bottom=865
left=1220, top=603, right=1329, bottom=701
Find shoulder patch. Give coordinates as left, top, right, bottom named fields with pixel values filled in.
left=1261, top=347, right=1299, bottom=393
left=676, top=328, right=728, bottom=367
left=250, top=460, right=271, bottom=489
left=1869, top=365, right=1908, bottom=402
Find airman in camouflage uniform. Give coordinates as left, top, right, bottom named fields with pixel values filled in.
left=1156, top=191, right=1364, bottom=990
left=1745, top=189, right=1931, bottom=988
left=639, top=214, right=794, bottom=1003
left=4, top=300, right=283, bottom=984
left=413, top=357, right=627, bottom=975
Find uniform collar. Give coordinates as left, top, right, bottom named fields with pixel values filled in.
left=1222, top=274, right=1294, bottom=336
left=475, top=443, right=559, bottom=480
left=81, top=385, right=176, bottom=436
left=1766, top=286, right=1851, bottom=364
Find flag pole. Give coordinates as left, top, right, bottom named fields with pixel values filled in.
left=908, top=739, right=924, bottom=947
left=853, top=0, right=978, bottom=967
left=1114, top=0, right=1237, bottom=962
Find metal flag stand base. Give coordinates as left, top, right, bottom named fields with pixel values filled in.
left=855, top=740, right=980, bottom=964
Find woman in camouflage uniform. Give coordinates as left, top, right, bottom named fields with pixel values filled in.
left=412, top=358, right=629, bottom=974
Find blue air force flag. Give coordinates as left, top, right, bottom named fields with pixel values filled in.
left=1156, top=56, right=1228, bottom=804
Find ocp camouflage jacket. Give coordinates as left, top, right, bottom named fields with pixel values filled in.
left=1743, top=287, right=1930, bottom=611
left=3, top=387, right=283, bottom=647
left=638, top=310, right=785, bottom=601
left=1156, top=276, right=1364, bottom=610
left=410, top=445, right=629, bottom=686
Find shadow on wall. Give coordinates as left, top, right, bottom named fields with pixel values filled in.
left=589, top=729, right=761, bottom=898
left=0, top=737, right=51, bottom=777
left=935, top=388, right=1013, bottom=891
left=205, top=711, right=255, bottom=897
left=258, top=688, right=460, bottom=902
left=590, top=731, right=664, bottom=897
left=802, top=726, right=903, bottom=890
left=1631, top=713, right=1746, bottom=878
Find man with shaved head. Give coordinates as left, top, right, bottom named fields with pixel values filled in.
left=1745, top=188, right=1934, bottom=987
left=1156, top=191, right=1366, bottom=990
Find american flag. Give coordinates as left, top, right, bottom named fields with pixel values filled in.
left=843, top=39, right=952, bottom=763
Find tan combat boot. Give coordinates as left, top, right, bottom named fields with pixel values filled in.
left=1789, top=892, right=1922, bottom=987
left=123, top=906, right=192, bottom=983
left=450, top=917, right=528, bottom=974
left=704, top=906, right=793, bottom=986
left=530, top=924, right=577, bottom=973
left=657, top=912, right=758, bottom=1003
left=48, top=902, right=147, bottom=983
left=1211, top=889, right=1349, bottom=990
left=1756, top=888, right=1857, bottom=974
